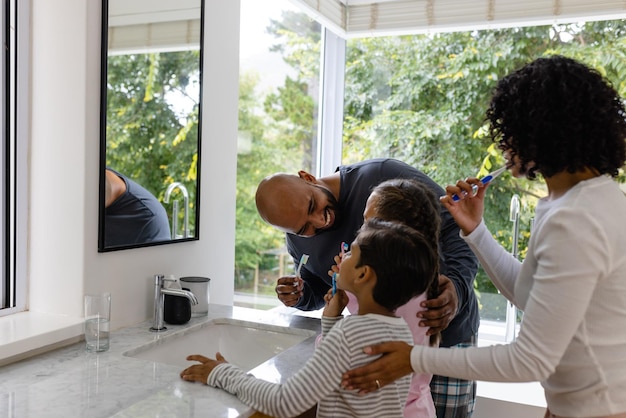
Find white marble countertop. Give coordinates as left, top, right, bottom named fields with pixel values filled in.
left=0, top=304, right=321, bottom=418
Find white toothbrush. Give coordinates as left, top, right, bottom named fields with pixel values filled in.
left=292, top=254, right=309, bottom=295
left=295, top=254, right=309, bottom=278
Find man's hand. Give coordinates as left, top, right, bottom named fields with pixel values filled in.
left=180, top=353, right=227, bottom=384
left=418, top=274, right=458, bottom=335
left=275, top=275, right=304, bottom=307
left=341, top=341, right=413, bottom=394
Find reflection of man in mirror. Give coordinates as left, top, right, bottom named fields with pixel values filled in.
left=104, top=168, right=171, bottom=247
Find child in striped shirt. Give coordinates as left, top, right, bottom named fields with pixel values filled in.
left=180, top=218, right=439, bottom=418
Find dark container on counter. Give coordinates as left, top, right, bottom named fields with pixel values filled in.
left=163, top=294, right=192, bottom=325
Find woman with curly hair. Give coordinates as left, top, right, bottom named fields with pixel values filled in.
left=341, top=55, right=626, bottom=418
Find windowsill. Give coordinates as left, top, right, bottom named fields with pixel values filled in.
left=477, top=320, right=546, bottom=409
left=0, top=311, right=84, bottom=367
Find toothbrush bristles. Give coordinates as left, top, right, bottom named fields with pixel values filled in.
left=295, top=254, right=309, bottom=278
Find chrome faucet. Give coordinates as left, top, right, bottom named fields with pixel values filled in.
left=163, top=182, right=190, bottom=239
left=150, top=274, right=198, bottom=332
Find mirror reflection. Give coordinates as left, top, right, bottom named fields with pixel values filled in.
left=99, top=0, right=204, bottom=251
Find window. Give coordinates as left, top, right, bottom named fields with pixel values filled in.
left=339, top=22, right=626, bottom=334
left=235, top=0, right=322, bottom=309
left=1, top=0, right=28, bottom=316
left=234, top=1, right=626, bottom=340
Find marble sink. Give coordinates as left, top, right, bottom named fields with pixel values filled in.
left=123, top=317, right=317, bottom=371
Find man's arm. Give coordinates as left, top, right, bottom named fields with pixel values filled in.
left=396, top=162, right=479, bottom=306
left=418, top=207, right=478, bottom=337
left=406, top=169, right=479, bottom=336
left=437, top=208, right=479, bottom=318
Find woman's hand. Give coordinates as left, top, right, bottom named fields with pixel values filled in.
left=180, top=353, right=227, bottom=384
left=439, top=177, right=489, bottom=236
left=341, top=341, right=414, bottom=394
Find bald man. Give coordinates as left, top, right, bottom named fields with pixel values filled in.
left=256, top=158, right=480, bottom=417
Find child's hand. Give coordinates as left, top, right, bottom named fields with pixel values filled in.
left=327, top=252, right=344, bottom=278
left=328, top=242, right=349, bottom=278
left=323, top=288, right=348, bottom=317
left=180, top=352, right=228, bottom=384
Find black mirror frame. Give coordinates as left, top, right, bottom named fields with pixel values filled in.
left=98, top=0, right=204, bottom=252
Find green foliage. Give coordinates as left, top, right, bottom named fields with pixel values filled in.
left=339, top=22, right=626, bottom=295
left=235, top=72, right=287, bottom=270
left=106, top=50, right=201, bottom=235
left=343, top=27, right=552, bottom=180
left=235, top=15, right=626, bottom=299
left=234, top=11, right=322, bottom=275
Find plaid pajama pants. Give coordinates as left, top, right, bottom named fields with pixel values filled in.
left=430, top=336, right=477, bottom=418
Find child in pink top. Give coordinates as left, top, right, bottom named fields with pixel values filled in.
left=330, top=178, right=442, bottom=417
left=345, top=292, right=434, bottom=417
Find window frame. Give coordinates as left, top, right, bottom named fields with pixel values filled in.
left=234, top=4, right=520, bottom=339
left=318, top=25, right=521, bottom=340
left=1, top=0, right=29, bottom=317
left=315, top=28, right=345, bottom=177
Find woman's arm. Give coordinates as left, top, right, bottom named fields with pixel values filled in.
left=345, top=207, right=607, bottom=388
left=462, top=220, right=521, bottom=303
left=341, top=341, right=413, bottom=394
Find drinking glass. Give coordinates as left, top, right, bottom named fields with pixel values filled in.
left=84, top=292, right=111, bottom=352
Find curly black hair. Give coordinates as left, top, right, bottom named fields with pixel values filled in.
left=486, top=55, right=626, bottom=179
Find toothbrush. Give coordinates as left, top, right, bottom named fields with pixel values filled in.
left=333, top=242, right=348, bottom=296
left=451, top=166, right=507, bottom=201
left=340, top=242, right=348, bottom=261
left=292, top=254, right=309, bottom=295
left=295, top=254, right=309, bottom=279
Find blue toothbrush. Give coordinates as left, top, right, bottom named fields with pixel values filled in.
left=332, top=242, right=348, bottom=296
left=452, top=166, right=507, bottom=201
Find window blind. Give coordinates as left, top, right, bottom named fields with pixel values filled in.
left=292, top=0, right=626, bottom=37
left=108, top=20, right=201, bottom=55
left=107, top=0, right=201, bottom=54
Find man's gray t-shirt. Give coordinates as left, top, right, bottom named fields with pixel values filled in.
left=104, top=170, right=171, bottom=247
left=286, top=158, right=479, bottom=347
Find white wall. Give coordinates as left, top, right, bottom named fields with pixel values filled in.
left=28, top=0, right=240, bottom=330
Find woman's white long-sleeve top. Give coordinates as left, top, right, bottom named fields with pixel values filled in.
left=410, top=175, right=626, bottom=417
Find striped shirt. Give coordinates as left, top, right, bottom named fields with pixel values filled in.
left=208, top=314, right=413, bottom=418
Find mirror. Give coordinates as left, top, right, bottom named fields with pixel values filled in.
left=99, top=0, right=204, bottom=251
